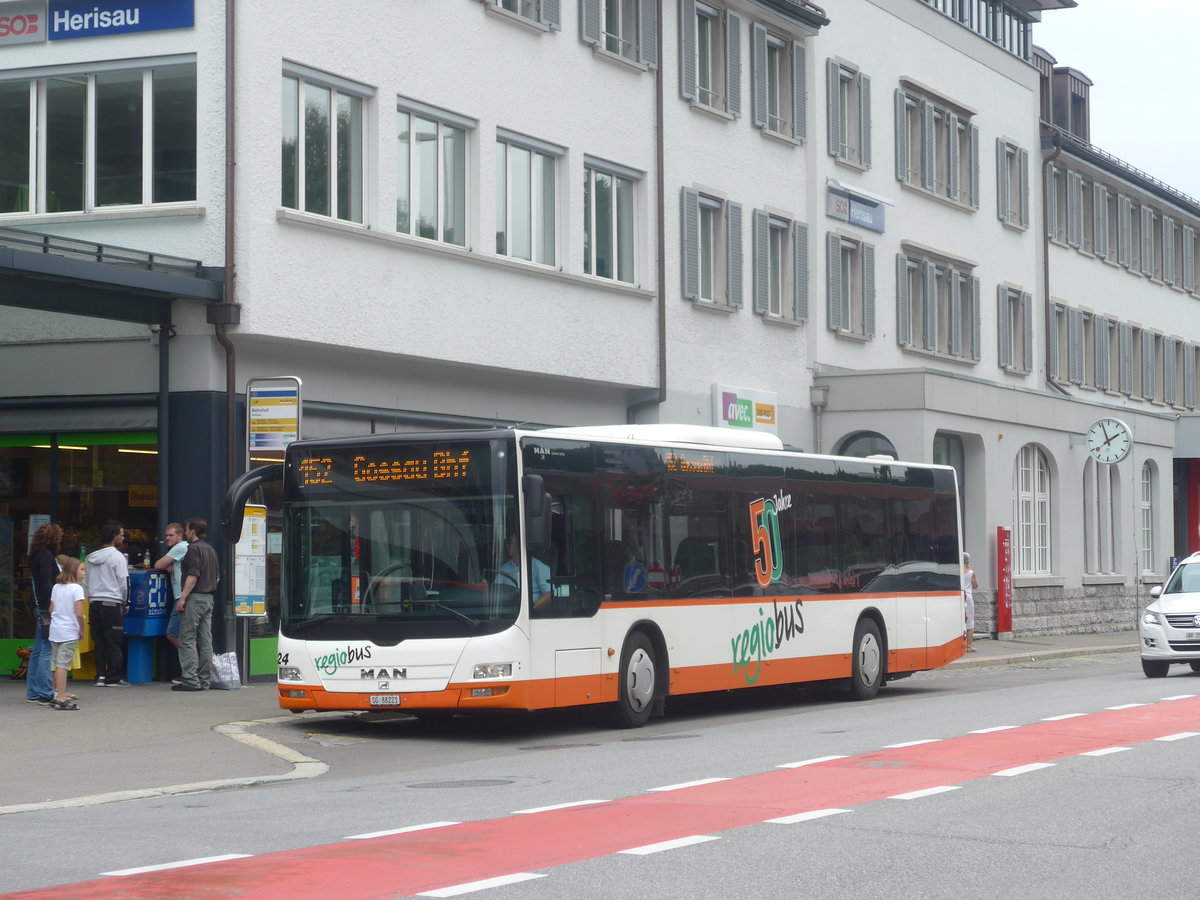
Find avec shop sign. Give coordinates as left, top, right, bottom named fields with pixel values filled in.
left=0, top=0, right=193, bottom=46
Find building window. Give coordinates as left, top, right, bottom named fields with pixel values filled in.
left=0, top=63, right=196, bottom=215
left=753, top=210, right=808, bottom=320
left=997, top=286, right=1033, bottom=374
left=1048, top=166, right=1067, bottom=242
left=396, top=99, right=473, bottom=246
left=897, top=251, right=979, bottom=360
left=1014, top=444, right=1051, bottom=575
left=1140, top=462, right=1154, bottom=573
left=496, top=132, right=560, bottom=266
left=282, top=70, right=365, bottom=223
left=751, top=23, right=805, bottom=142
left=996, top=139, right=1029, bottom=228
left=826, top=232, right=875, bottom=337
left=827, top=59, right=870, bottom=168
left=581, top=0, right=659, bottom=67
left=681, top=187, right=743, bottom=307
left=1082, top=459, right=1117, bottom=576
left=483, top=0, right=561, bottom=27
left=584, top=159, right=639, bottom=283
left=895, top=87, right=977, bottom=208
left=680, top=2, right=741, bottom=116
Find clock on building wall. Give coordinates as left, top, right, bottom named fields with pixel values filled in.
left=1085, top=417, right=1132, bottom=464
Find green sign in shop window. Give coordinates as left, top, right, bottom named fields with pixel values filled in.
left=0, top=432, right=157, bottom=448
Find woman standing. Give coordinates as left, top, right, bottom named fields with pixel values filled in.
left=26, top=523, right=63, bottom=704
left=963, top=551, right=979, bottom=652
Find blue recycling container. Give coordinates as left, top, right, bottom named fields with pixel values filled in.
left=125, top=570, right=169, bottom=682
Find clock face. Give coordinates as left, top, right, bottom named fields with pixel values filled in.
left=1085, top=418, right=1132, bottom=464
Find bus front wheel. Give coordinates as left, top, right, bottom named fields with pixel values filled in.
left=613, top=632, right=657, bottom=728
left=850, top=619, right=884, bottom=701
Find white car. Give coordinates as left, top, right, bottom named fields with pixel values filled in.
left=1139, top=552, right=1200, bottom=678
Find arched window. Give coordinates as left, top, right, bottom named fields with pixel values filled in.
left=1140, top=462, right=1154, bottom=573
left=838, top=431, right=897, bottom=459
left=1013, top=445, right=1051, bottom=574
left=1082, top=458, right=1118, bottom=575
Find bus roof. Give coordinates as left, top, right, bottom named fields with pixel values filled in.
left=534, top=424, right=785, bottom=451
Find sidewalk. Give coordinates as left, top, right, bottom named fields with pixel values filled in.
left=1, top=631, right=1140, bottom=813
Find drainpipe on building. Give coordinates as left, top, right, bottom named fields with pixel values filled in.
left=627, top=0, right=667, bottom=424
left=1041, top=124, right=1070, bottom=398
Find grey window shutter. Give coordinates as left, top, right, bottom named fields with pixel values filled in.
left=1066, top=171, right=1081, bottom=248
left=997, top=285, right=1012, bottom=368
left=1186, top=344, right=1197, bottom=409
left=541, top=0, right=560, bottom=28
left=581, top=0, right=601, bottom=45
left=1048, top=306, right=1061, bottom=379
left=894, top=89, right=908, bottom=182
left=680, top=187, right=700, bottom=300
left=1046, top=166, right=1057, bottom=238
left=793, top=220, right=808, bottom=322
left=1163, top=216, right=1176, bottom=285
left=1018, top=148, right=1030, bottom=228
left=1119, top=323, right=1133, bottom=394
left=1118, top=195, right=1132, bottom=267
left=1092, top=184, right=1107, bottom=259
left=896, top=254, right=910, bottom=346
left=1164, top=337, right=1177, bottom=405
left=826, top=59, right=842, bottom=157
left=725, top=11, right=741, bottom=118
left=949, top=267, right=962, bottom=357
left=859, top=73, right=871, bottom=168
left=862, top=242, right=876, bottom=338
left=996, top=139, right=1009, bottom=223
left=969, top=124, right=980, bottom=209
left=751, top=23, right=767, bottom=129
left=921, top=100, right=935, bottom=191
left=1140, top=206, right=1154, bottom=276
left=638, top=0, right=658, bottom=68
left=971, top=277, right=981, bottom=361
left=826, top=232, right=842, bottom=331
left=1142, top=330, right=1156, bottom=398
left=752, top=209, right=769, bottom=314
left=1022, top=292, right=1034, bottom=372
left=923, top=260, right=937, bottom=350
left=1067, top=308, right=1083, bottom=384
left=679, top=0, right=696, bottom=101
left=948, top=113, right=960, bottom=202
left=728, top=201, right=743, bottom=308
left=1185, top=225, right=1196, bottom=293
left=791, top=41, right=806, bottom=143
left=1096, top=319, right=1111, bottom=390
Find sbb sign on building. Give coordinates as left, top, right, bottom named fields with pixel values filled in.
left=0, top=0, right=193, bottom=45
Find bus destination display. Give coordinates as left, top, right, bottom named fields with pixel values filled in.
left=297, top=448, right=474, bottom=487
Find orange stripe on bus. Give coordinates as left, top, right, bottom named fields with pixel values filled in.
left=600, top=591, right=960, bottom=610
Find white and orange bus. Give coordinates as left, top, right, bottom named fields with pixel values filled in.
left=223, top=425, right=964, bottom=727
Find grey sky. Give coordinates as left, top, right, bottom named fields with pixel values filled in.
left=1034, top=1, right=1200, bottom=201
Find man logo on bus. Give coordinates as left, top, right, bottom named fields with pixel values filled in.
left=749, top=492, right=790, bottom=588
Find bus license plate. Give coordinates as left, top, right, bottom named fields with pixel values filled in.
left=369, top=695, right=400, bottom=707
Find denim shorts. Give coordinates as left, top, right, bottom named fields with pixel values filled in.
left=166, top=607, right=182, bottom=638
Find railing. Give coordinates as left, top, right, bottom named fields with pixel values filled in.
left=0, top=226, right=209, bottom=280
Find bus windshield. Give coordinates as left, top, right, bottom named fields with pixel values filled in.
left=282, top=437, right=518, bottom=641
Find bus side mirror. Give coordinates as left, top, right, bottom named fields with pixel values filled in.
left=523, top=474, right=552, bottom=547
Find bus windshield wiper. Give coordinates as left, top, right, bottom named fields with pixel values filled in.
left=420, top=600, right=480, bottom=628
left=286, top=614, right=340, bottom=634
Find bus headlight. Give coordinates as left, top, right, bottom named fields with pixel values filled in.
left=473, top=662, right=512, bottom=679
left=279, top=666, right=303, bottom=682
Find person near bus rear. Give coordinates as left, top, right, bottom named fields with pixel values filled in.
left=498, top=533, right=552, bottom=613
left=84, top=521, right=130, bottom=686
left=26, top=523, right=63, bottom=704
left=172, top=517, right=220, bottom=692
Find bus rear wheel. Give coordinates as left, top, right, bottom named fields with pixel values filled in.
left=613, top=631, right=657, bottom=728
left=849, top=618, right=884, bottom=701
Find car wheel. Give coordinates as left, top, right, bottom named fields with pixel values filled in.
left=1141, top=658, right=1170, bottom=678
left=849, top=618, right=884, bottom=701
left=612, top=631, right=657, bottom=728
left=1190, top=662, right=1200, bottom=674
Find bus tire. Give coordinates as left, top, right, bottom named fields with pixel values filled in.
left=849, top=618, right=884, bottom=701
left=613, top=631, right=657, bottom=728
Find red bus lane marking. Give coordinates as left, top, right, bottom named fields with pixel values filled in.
left=8, top=697, right=1199, bottom=900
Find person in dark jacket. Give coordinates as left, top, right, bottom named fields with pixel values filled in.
left=26, top=523, right=63, bottom=704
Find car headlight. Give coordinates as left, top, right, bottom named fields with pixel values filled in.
left=473, top=662, right=513, bottom=679
left=1141, top=610, right=1161, bottom=627
left=278, top=666, right=303, bottom=682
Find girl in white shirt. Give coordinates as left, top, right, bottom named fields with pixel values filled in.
left=48, top=558, right=86, bottom=710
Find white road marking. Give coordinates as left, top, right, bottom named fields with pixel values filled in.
left=1080, top=747, right=1131, bottom=757
left=968, top=725, right=1019, bottom=734
left=992, top=763, right=1055, bottom=777
left=345, top=822, right=459, bottom=840
left=512, top=800, right=608, bottom=815
left=1160, top=694, right=1197, bottom=701
left=888, top=785, right=961, bottom=800
left=647, top=777, right=729, bottom=792
left=102, top=854, right=251, bottom=876
left=1105, top=703, right=1145, bottom=710
left=1156, top=732, right=1200, bottom=742
left=1041, top=713, right=1086, bottom=721
left=884, top=739, right=941, bottom=748
left=767, top=808, right=851, bottom=824
left=777, top=755, right=848, bottom=769
left=419, top=873, right=546, bottom=896
left=619, top=835, right=720, bottom=855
